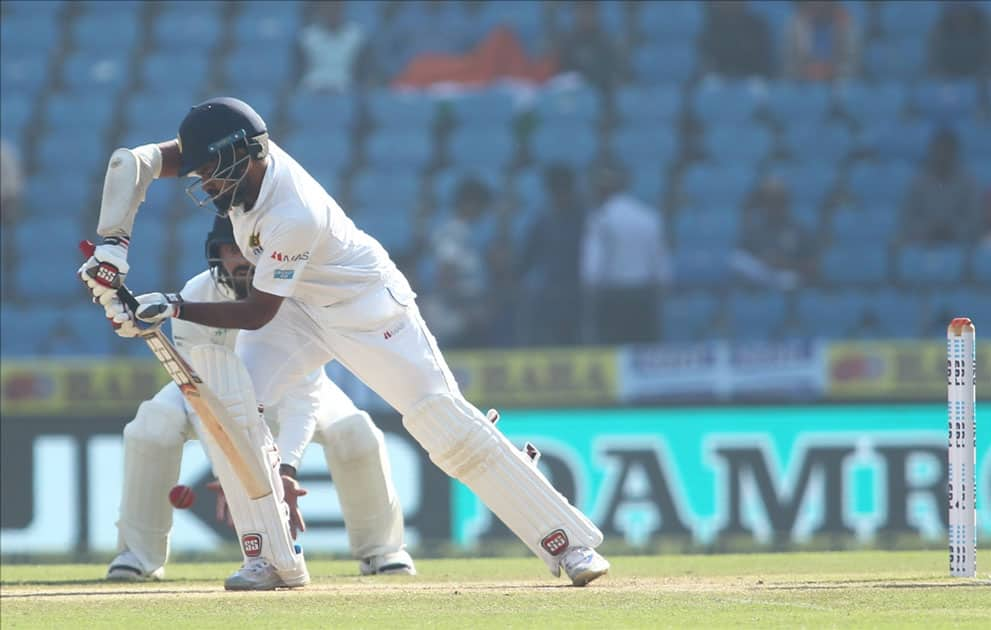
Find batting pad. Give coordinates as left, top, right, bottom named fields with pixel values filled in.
left=117, top=400, right=185, bottom=572
left=190, top=345, right=304, bottom=576
left=319, top=411, right=405, bottom=559
left=404, top=394, right=603, bottom=574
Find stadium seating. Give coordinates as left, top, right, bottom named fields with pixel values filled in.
left=351, top=171, right=421, bottom=211
left=672, top=247, right=733, bottom=289
left=445, top=89, right=518, bottom=128
left=783, top=120, right=854, bottom=164
left=675, top=208, right=740, bottom=249
left=765, top=83, right=832, bottom=123
left=152, top=5, right=223, bottom=51
left=616, top=85, right=681, bottom=123
left=365, top=127, right=434, bottom=169
left=280, top=129, right=352, bottom=182
left=834, top=82, right=907, bottom=126
left=3, top=0, right=989, bottom=356
left=726, top=290, right=790, bottom=340
left=692, top=80, right=766, bottom=124
left=447, top=127, right=516, bottom=171
left=633, top=45, right=697, bottom=84
left=660, top=291, right=721, bottom=342
left=828, top=206, right=899, bottom=246
left=532, top=88, right=601, bottom=125
left=681, top=163, right=754, bottom=209
left=72, top=11, right=142, bottom=52
left=847, top=161, right=914, bottom=206
left=819, top=243, right=890, bottom=286
left=530, top=121, right=599, bottom=167
left=795, top=289, right=865, bottom=339
left=895, top=244, right=967, bottom=287
left=702, top=124, right=772, bottom=164
left=367, top=91, right=437, bottom=130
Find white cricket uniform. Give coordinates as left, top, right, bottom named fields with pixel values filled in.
left=227, top=142, right=456, bottom=414
left=222, top=142, right=603, bottom=574
left=116, top=269, right=405, bottom=573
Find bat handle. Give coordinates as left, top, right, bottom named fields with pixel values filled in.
left=79, top=239, right=140, bottom=311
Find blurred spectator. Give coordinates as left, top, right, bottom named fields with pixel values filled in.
left=394, top=26, right=557, bottom=89
left=376, top=0, right=476, bottom=82
left=554, top=1, right=622, bottom=93
left=581, top=165, right=672, bottom=344
left=928, top=1, right=991, bottom=78
left=698, top=1, right=775, bottom=79
left=782, top=0, right=861, bottom=81
left=1, top=139, right=23, bottom=224
left=732, top=174, right=817, bottom=290
left=900, top=128, right=982, bottom=245
left=421, top=177, right=492, bottom=348
left=299, top=1, right=369, bottom=92
left=519, top=164, right=586, bottom=346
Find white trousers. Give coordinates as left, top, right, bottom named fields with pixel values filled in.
left=237, top=281, right=459, bottom=416
left=236, top=281, right=604, bottom=573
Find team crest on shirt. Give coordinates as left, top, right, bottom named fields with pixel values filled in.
left=248, top=231, right=263, bottom=256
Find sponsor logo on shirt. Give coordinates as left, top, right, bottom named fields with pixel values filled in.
left=270, top=251, right=310, bottom=262
left=273, top=269, right=295, bottom=280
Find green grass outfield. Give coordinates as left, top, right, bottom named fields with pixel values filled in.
left=1, top=551, right=989, bottom=629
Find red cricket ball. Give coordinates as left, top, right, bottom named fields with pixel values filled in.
left=169, top=484, right=196, bottom=509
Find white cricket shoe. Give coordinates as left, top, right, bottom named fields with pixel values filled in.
left=224, top=557, right=310, bottom=591
left=560, top=547, right=610, bottom=586
left=106, top=550, right=164, bottom=582
left=359, top=550, right=417, bottom=576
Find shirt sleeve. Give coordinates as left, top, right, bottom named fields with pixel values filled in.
left=252, top=210, right=320, bottom=297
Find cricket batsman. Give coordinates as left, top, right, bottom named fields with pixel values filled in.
left=104, top=217, right=414, bottom=588
left=80, top=97, right=609, bottom=586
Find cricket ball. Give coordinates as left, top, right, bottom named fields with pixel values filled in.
left=169, top=484, right=196, bottom=509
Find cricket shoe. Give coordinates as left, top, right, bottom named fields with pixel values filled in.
left=359, top=550, right=417, bottom=576
left=224, top=557, right=310, bottom=591
left=106, top=550, right=164, bottom=582
left=560, top=547, right=609, bottom=586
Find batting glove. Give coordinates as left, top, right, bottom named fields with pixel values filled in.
left=101, top=292, right=141, bottom=338
left=133, top=292, right=183, bottom=327
left=78, top=236, right=130, bottom=301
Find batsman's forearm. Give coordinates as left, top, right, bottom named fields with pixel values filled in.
left=177, top=301, right=273, bottom=331
left=157, top=140, right=182, bottom=178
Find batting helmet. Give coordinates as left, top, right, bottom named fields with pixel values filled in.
left=179, top=97, right=269, bottom=215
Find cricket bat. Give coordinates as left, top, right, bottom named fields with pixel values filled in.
left=80, top=241, right=272, bottom=499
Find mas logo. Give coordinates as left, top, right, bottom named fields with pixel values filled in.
left=270, top=251, right=310, bottom=263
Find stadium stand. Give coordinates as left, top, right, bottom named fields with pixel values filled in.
left=2, top=0, right=989, bottom=355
